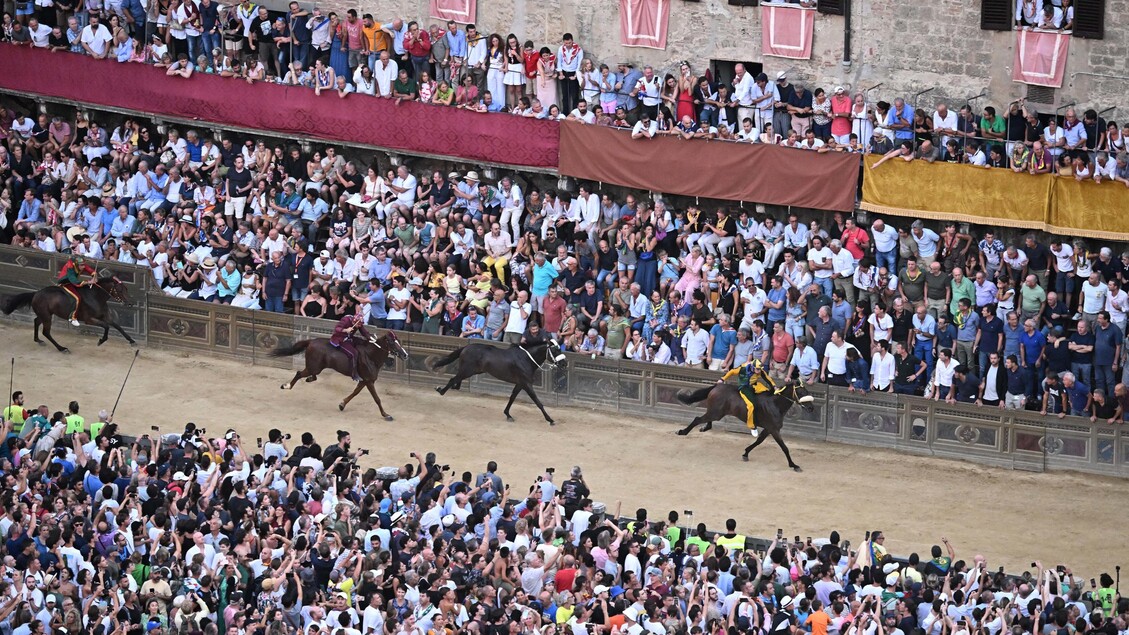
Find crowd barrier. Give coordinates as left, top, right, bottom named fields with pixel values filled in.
left=2, top=244, right=1128, bottom=477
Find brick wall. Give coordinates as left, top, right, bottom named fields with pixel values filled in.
left=312, top=0, right=1128, bottom=123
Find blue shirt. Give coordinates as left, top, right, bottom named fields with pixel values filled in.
left=709, top=325, right=736, bottom=359
left=146, top=173, right=169, bottom=201
left=387, top=21, right=408, bottom=54
left=1094, top=323, right=1122, bottom=365
left=936, top=323, right=956, bottom=351
left=766, top=287, right=787, bottom=322
left=368, top=287, right=387, bottom=319
left=954, top=310, right=979, bottom=342
left=618, top=69, right=643, bottom=109
left=1018, top=329, right=1046, bottom=367
left=830, top=301, right=852, bottom=329
left=98, top=208, right=116, bottom=237
left=17, top=198, right=41, bottom=223
left=185, top=139, right=202, bottom=163
left=461, top=313, right=485, bottom=337
left=978, top=315, right=1004, bottom=353
left=847, top=358, right=870, bottom=389
left=483, top=100, right=505, bottom=113
left=446, top=29, right=467, bottom=57
left=369, top=257, right=392, bottom=283
left=530, top=261, right=559, bottom=296
left=298, top=197, right=328, bottom=222
left=886, top=103, right=915, bottom=140
left=1065, top=381, right=1091, bottom=413
left=1002, top=322, right=1022, bottom=357
left=1006, top=365, right=1030, bottom=395
left=913, top=312, right=936, bottom=342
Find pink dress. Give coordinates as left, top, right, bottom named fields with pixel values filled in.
left=536, top=56, right=558, bottom=109
left=675, top=253, right=704, bottom=295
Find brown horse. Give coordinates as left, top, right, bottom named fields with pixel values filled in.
left=675, top=381, right=815, bottom=471
left=1, top=276, right=135, bottom=353
left=269, top=331, right=409, bottom=418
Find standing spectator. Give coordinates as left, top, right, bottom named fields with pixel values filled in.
left=1061, top=371, right=1092, bottom=418
left=1093, top=311, right=1122, bottom=393
left=262, top=250, right=292, bottom=313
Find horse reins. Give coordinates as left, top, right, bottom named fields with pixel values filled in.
left=519, top=342, right=560, bottom=372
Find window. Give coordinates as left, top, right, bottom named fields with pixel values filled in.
left=728, top=0, right=758, bottom=6
left=817, top=0, right=844, bottom=16
left=1073, top=0, right=1105, bottom=38
left=709, top=59, right=763, bottom=88
left=980, top=0, right=1012, bottom=30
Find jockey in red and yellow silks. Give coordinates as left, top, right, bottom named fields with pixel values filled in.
left=57, top=255, right=97, bottom=326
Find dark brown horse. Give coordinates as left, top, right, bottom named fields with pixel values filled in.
left=269, top=331, right=409, bottom=418
left=1, top=276, right=135, bottom=353
left=676, top=381, right=815, bottom=471
left=431, top=339, right=567, bottom=425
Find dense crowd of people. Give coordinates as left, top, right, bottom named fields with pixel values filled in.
left=1, top=397, right=1126, bottom=635
left=3, top=92, right=1129, bottom=422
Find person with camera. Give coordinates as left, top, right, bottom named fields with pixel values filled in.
left=559, top=465, right=589, bottom=518
left=262, top=428, right=291, bottom=463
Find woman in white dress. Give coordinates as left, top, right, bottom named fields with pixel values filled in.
left=486, top=33, right=505, bottom=107
left=851, top=92, right=875, bottom=146
left=502, top=34, right=526, bottom=109
left=578, top=58, right=599, bottom=108
left=231, top=264, right=261, bottom=310
left=347, top=166, right=384, bottom=212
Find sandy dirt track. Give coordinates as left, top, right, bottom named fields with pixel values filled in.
left=3, top=322, right=1125, bottom=578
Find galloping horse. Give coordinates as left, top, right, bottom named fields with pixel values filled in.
left=432, top=339, right=567, bottom=425
left=1, top=276, right=135, bottom=353
left=269, top=331, right=409, bottom=418
left=676, top=381, right=815, bottom=471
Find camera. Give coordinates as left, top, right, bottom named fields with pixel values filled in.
left=546, top=467, right=555, bottom=473
left=256, top=438, right=263, bottom=448
left=441, top=464, right=450, bottom=471
left=151, top=425, right=160, bottom=432
left=283, top=433, right=291, bottom=440
left=684, top=510, right=693, bottom=516
left=359, top=449, right=370, bottom=456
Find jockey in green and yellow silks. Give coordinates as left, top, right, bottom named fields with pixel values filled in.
left=718, top=359, right=776, bottom=438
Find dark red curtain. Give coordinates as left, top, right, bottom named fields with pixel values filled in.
left=0, top=46, right=559, bottom=169
left=558, top=121, right=860, bottom=211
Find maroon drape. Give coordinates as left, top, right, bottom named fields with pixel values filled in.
left=558, top=122, right=859, bottom=212
left=0, top=45, right=559, bottom=169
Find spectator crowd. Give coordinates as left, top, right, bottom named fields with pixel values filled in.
left=2, top=1, right=1129, bottom=424
left=1, top=394, right=1126, bottom=635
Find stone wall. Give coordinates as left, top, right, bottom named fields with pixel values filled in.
left=307, top=0, right=1129, bottom=123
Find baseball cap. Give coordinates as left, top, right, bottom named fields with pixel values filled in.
left=593, top=584, right=610, bottom=595
left=319, top=249, right=331, bottom=258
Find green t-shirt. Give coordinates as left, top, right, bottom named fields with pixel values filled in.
left=1020, top=284, right=1047, bottom=314
left=981, top=115, right=1006, bottom=135
left=393, top=77, right=417, bottom=98
left=1096, top=587, right=1116, bottom=613
left=685, top=535, right=711, bottom=556
left=605, top=316, right=631, bottom=350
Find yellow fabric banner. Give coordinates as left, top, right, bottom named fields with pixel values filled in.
left=860, top=154, right=1129, bottom=239
left=860, top=154, right=1050, bottom=229
left=1048, top=178, right=1129, bottom=241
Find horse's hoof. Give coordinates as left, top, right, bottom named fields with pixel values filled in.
left=383, top=415, right=394, bottom=421
left=676, top=429, right=689, bottom=436
left=279, top=384, right=286, bottom=390
left=792, top=465, right=803, bottom=472
left=742, top=455, right=749, bottom=462
left=97, top=339, right=107, bottom=346
left=35, top=340, right=44, bottom=346
left=338, top=402, right=346, bottom=411
left=547, top=420, right=555, bottom=426
left=129, top=340, right=137, bottom=347
left=435, top=386, right=443, bottom=394
left=505, top=415, right=514, bottom=422
left=61, top=348, right=70, bottom=354
left=701, top=423, right=713, bottom=432
left=305, top=376, right=317, bottom=382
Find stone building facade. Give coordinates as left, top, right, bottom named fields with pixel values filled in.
left=308, top=0, right=1128, bottom=123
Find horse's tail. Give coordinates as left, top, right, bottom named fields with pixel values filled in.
left=268, top=339, right=312, bottom=358
left=1, top=292, right=36, bottom=315
left=677, top=385, right=715, bottom=405
left=431, top=347, right=464, bottom=369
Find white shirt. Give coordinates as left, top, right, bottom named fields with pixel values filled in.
left=738, top=258, right=765, bottom=285
left=80, top=23, right=112, bottom=56
left=1106, top=289, right=1128, bottom=323
left=933, top=357, right=958, bottom=387
left=732, top=72, right=754, bottom=107
left=1051, top=244, right=1074, bottom=273
left=28, top=23, right=51, bottom=47
left=393, top=174, right=417, bottom=205
left=751, top=82, right=779, bottom=115
left=1081, top=280, right=1107, bottom=314
left=683, top=328, right=711, bottom=363
left=635, top=74, right=661, bottom=106
left=872, top=224, right=899, bottom=253
left=505, top=301, right=531, bottom=334
left=373, top=59, right=398, bottom=96
left=632, top=120, right=658, bottom=138
left=386, top=286, right=411, bottom=320
left=1043, top=126, right=1065, bottom=155
left=932, top=110, right=958, bottom=147
left=831, top=248, right=855, bottom=278
left=868, top=312, right=893, bottom=341
left=740, top=287, right=767, bottom=330
left=808, top=247, right=834, bottom=279
left=568, top=109, right=596, bottom=124
left=983, top=364, right=1001, bottom=402
left=871, top=351, right=896, bottom=387
left=823, top=341, right=855, bottom=375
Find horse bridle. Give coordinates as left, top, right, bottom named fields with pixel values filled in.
left=93, top=277, right=128, bottom=303
left=520, top=339, right=566, bottom=371
left=775, top=383, right=815, bottom=405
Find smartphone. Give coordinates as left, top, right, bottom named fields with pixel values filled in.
left=1031, top=562, right=1037, bottom=568
left=806, top=536, right=812, bottom=546
left=777, top=528, right=783, bottom=539
left=865, top=531, right=871, bottom=541
left=684, top=510, right=694, bottom=516
left=1090, top=578, right=1097, bottom=588
left=843, top=540, right=851, bottom=550
left=1056, top=565, right=1065, bottom=574
left=151, top=425, right=160, bottom=431
left=794, top=535, right=801, bottom=545
left=256, top=437, right=262, bottom=448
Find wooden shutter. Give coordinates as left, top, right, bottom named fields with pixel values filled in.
left=1073, top=0, right=1105, bottom=38
left=817, top=0, right=845, bottom=16
left=981, top=0, right=1012, bottom=30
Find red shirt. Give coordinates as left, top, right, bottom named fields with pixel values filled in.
left=772, top=331, right=794, bottom=363
left=554, top=567, right=577, bottom=592
left=542, top=295, right=567, bottom=333
left=523, top=49, right=539, bottom=79
left=406, top=30, right=431, bottom=57
left=841, top=226, right=869, bottom=260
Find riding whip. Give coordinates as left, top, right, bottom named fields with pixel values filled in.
left=6, top=357, right=12, bottom=421
left=110, top=349, right=140, bottom=418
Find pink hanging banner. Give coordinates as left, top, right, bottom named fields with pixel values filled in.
left=1012, top=29, right=1070, bottom=88
left=429, top=0, right=475, bottom=24
left=619, top=0, right=669, bottom=49
left=760, top=3, right=814, bottom=60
